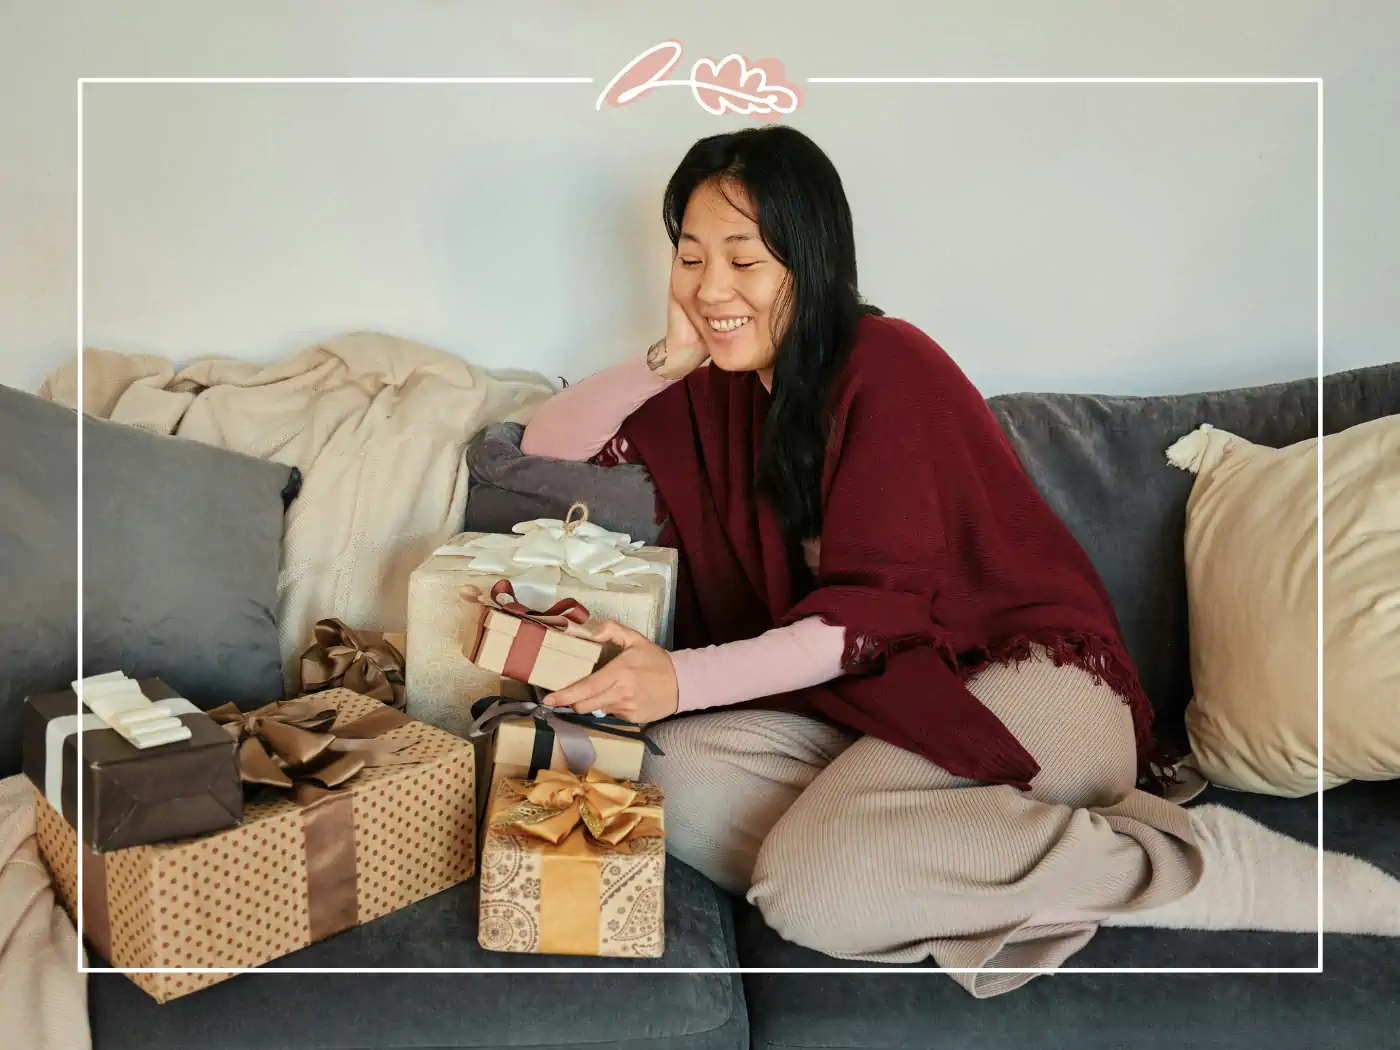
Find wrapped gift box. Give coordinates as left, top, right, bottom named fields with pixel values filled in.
left=478, top=770, right=665, bottom=958
left=299, top=618, right=408, bottom=709
left=35, top=688, right=476, bottom=1003
left=470, top=605, right=605, bottom=691
left=406, top=519, right=677, bottom=737
left=467, top=691, right=656, bottom=821
left=22, top=677, right=242, bottom=852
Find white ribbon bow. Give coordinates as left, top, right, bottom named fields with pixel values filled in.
left=435, top=504, right=665, bottom=608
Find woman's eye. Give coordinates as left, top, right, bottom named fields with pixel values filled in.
left=732, top=261, right=758, bottom=270
left=678, top=258, right=701, bottom=268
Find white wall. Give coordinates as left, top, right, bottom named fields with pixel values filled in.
left=2, top=0, right=1396, bottom=398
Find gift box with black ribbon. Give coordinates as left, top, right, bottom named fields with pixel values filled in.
left=34, top=688, right=476, bottom=1003
left=466, top=691, right=662, bottom=820
left=479, top=769, right=665, bottom=958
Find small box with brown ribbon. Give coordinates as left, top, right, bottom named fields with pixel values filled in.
left=34, top=688, right=477, bottom=1003
left=465, top=580, right=613, bottom=692
left=478, top=769, right=665, bottom=958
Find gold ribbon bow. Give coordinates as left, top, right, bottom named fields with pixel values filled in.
left=299, top=619, right=406, bottom=710
left=206, top=697, right=417, bottom=803
left=493, top=768, right=664, bottom=852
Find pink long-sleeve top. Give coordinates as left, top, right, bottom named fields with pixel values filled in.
left=521, top=354, right=847, bottom=712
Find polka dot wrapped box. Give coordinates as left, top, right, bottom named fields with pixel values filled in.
left=479, top=768, right=664, bottom=958
left=35, top=688, right=477, bottom=1003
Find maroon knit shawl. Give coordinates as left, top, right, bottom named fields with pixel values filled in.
left=611, top=315, right=1160, bottom=791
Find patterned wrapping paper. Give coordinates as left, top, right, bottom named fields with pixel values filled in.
left=478, top=774, right=665, bottom=958
left=35, top=688, right=477, bottom=1003
left=405, top=533, right=678, bottom=738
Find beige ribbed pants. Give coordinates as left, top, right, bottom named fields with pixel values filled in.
left=641, top=647, right=1204, bottom=997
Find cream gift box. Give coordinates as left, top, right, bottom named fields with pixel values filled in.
left=467, top=583, right=609, bottom=692
left=405, top=506, right=678, bottom=737
left=466, top=690, right=660, bottom=821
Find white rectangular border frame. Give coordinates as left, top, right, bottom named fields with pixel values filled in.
left=74, top=74, right=1325, bottom=978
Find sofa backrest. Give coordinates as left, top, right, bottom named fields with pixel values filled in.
left=988, top=361, right=1400, bottom=747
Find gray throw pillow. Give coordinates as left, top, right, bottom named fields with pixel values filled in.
left=0, top=384, right=298, bottom=777
left=464, top=422, right=663, bottom=543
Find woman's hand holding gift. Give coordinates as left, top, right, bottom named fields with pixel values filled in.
left=551, top=620, right=679, bottom=724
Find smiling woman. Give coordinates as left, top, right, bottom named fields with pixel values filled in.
left=518, top=125, right=1203, bottom=997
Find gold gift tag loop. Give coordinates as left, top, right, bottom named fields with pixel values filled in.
left=562, top=502, right=590, bottom=537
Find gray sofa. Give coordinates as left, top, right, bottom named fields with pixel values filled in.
left=4, top=361, right=1398, bottom=1050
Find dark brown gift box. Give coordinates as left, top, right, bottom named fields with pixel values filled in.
left=22, top=677, right=243, bottom=852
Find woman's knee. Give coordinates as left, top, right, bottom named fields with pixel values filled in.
left=639, top=710, right=846, bottom=896
left=746, top=785, right=867, bottom=956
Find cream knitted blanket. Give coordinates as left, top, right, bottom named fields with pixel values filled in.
left=40, top=333, right=555, bottom=691
left=0, top=776, right=88, bottom=1050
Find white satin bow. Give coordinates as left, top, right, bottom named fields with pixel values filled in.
left=435, top=514, right=665, bottom=599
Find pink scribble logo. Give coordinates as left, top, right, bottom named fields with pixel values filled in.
left=597, top=40, right=801, bottom=121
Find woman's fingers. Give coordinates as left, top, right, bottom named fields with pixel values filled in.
left=548, top=663, right=621, bottom=710
left=576, top=679, right=630, bottom=717
left=587, top=619, right=645, bottom=649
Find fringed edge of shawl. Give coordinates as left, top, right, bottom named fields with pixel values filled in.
left=589, top=435, right=629, bottom=470
left=841, top=626, right=1182, bottom=796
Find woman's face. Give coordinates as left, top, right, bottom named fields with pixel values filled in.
left=671, top=178, right=791, bottom=377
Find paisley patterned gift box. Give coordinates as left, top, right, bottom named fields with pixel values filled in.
left=35, top=688, right=477, bottom=1003
left=478, top=769, right=665, bottom=958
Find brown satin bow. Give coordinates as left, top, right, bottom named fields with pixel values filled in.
left=492, top=768, right=664, bottom=852
left=206, top=698, right=416, bottom=803
left=462, top=580, right=592, bottom=635
left=299, top=619, right=406, bottom=709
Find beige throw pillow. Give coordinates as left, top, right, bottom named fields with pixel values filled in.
left=1168, top=415, right=1400, bottom=797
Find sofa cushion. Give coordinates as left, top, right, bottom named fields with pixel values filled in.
left=88, top=858, right=748, bottom=1050
left=987, top=362, right=1400, bottom=746
left=1172, top=417, right=1400, bottom=796
left=465, top=423, right=663, bottom=543
left=0, top=384, right=297, bottom=777
left=737, top=779, right=1399, bottom=1050
left=0, top=387, right=79, bottom=777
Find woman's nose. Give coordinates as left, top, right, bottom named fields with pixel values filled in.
left=696, top=264, right=733, bottom=303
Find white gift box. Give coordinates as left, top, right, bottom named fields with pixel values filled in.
left=405, top=511, right=678, bottom=738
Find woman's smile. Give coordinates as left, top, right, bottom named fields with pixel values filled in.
left=703, top=314, right=755, bottom=349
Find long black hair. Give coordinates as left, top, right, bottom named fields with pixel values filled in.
left=662, top=125, right=882, bottom=541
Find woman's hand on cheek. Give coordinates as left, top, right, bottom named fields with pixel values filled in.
left=648, top=284, right=710, bottom=381
left=547, top=620, right=679, bottom=724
